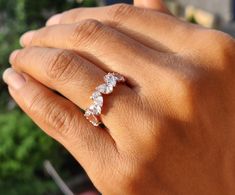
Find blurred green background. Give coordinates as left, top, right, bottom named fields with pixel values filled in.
left=0, top=0, right=234, bottom=194
left=0, top=0, right=97, bottom=194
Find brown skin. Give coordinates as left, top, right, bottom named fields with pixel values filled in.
left=3, top=0, right=235, bottom=194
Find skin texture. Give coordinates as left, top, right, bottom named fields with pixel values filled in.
left=3, top=1, right=235, bottom=194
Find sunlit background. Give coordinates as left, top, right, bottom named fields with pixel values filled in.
left=0, top=0, right=234, bottom=194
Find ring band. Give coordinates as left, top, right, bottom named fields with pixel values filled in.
left=84, top=72, right=125, bottom=126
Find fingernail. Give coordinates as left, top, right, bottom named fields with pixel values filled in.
left=2, top=68, right=26, bottom=90
left=46, top=13, right=62, bottom=26
left=20, top=30, right=35, bottom=47
left=9, top=50, right=20, bottom=64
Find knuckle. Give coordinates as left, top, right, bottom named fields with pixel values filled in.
left=109, top=3, right=135, bottom=23
left=27, top=89, right=45, bottom=114
left=70, top=19, right=104, bottom=47
left=46, top=50, right=77, bottom=82
left=207, top=30, right=234, bottom=50
left=45, top=104, right=76, bottom=137
left=26, top=91, right=77, bottom=138
left=13, top=47, right=32, bottom=68
left=202, top=29, right=235, bottom=68
left=32, top=28, right=47, bottom=45
left=206, top=29, right=231, bottom=41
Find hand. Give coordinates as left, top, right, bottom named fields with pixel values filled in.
left=3, top=2, right=235, bottom=195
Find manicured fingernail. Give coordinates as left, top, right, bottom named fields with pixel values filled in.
left=46, top=13, right=62, bottom=26
left=2, top=68, right=26, bottom=90
left=9, top=50, right=20, bottom=64
left=20, top=30, right=35, bottom=47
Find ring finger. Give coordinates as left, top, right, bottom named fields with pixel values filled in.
left=10, top=47, right=139, bottom=140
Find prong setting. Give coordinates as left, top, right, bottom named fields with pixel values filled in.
left=84, top=72, right=125, bottom=126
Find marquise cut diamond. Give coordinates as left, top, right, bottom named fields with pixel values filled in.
left=84, top=110, right=100, bottom=126
left=91, top=91, right=103, bottom=106
left=89, top=104, right=101, bottom=115
left=96, top=84, right=113, bottom=94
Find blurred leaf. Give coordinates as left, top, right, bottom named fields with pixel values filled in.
left=0, top=0, right=97, bottom=194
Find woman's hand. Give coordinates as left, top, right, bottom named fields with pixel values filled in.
left=3, top=2, right=235, bottom=194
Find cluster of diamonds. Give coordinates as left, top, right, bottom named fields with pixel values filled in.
left=84, top=73, right=125, bottom=126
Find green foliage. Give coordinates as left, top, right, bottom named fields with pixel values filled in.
left=0, top=181, right=56, bottom=195
left=0, top=0, right=79, bottom=111
left=0, top=110, right=61, bottom=194
left=0, top=0, right=97, bottom=194
left=0, top=110, right=57, bottom=179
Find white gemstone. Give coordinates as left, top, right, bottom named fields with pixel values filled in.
left=88, top=104, right=101, bottom=115
left=104, top=73, right=117, bottom=87
left=84, top=110, right=100, bottom=126
left=91, top=91, right=103, bottom=106
left=96, top=84, right=113, bottom=94
left=94, top=96, right=103, bottom=106
left=91, top=91, right=101, bottom=99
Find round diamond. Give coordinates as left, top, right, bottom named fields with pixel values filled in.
left=91, top=91, right=103, bottom=106
left=104, top=73, right=117, bottom=87
left=96, top=84, right=113, bottom=94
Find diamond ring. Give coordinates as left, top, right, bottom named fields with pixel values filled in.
left=84, top=72, right=125, bottom=126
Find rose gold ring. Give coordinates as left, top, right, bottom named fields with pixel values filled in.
left=84, top=72, right=125, bottom=126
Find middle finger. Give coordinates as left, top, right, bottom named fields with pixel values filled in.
left=20, top=19, right=162, bottom=87
left=45, top=4, right=195, bottom=52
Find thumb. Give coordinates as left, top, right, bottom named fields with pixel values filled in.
left=134, top=0, right=171, bottom=14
